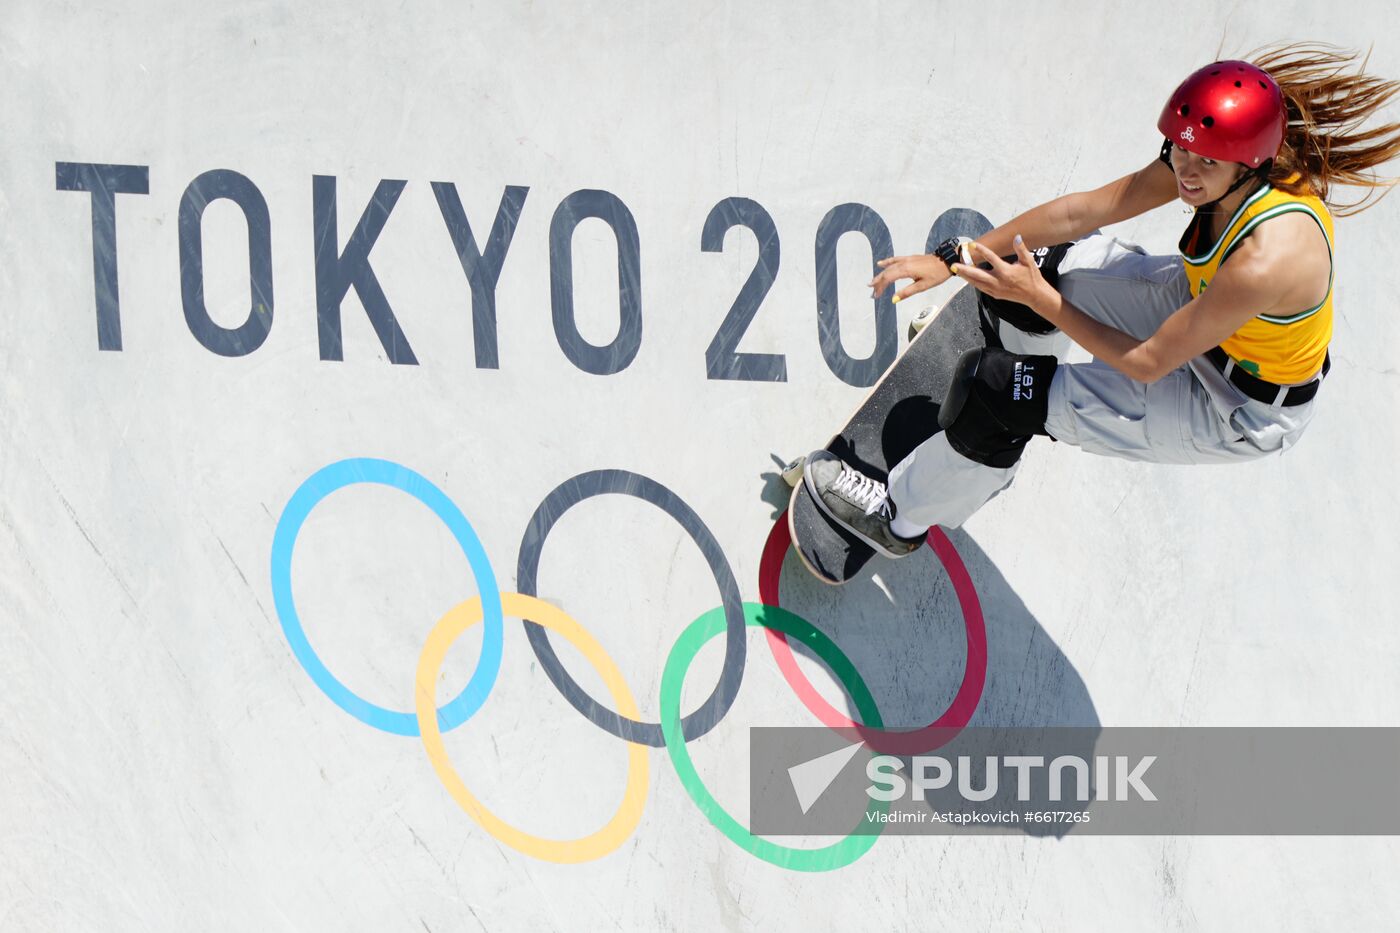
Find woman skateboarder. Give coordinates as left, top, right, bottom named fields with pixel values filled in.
left=804, top=44, right=1400, bottom=558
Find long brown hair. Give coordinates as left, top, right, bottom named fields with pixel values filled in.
left=1248, top=43, right=1400, bottom=215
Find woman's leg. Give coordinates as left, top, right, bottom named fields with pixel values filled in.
left=885, top=235, right=1310, bottom=531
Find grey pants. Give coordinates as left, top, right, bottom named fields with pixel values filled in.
left=887, top=234, right=1320, bottom=529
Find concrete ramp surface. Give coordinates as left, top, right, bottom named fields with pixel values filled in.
left=3, top=2, right=1399, bottom=929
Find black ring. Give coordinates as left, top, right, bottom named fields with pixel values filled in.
left=516, top=470, right=747, bottom=746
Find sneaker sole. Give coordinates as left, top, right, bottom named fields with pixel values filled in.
left=785, top=488, right=845, bottom=586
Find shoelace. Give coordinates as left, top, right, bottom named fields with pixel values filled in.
left=832, top=466, right=892, bottom=519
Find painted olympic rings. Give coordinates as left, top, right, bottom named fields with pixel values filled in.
left=416, top=593, right=649, bottom=864
left=270, top=458, right=987, bottom=869
left=270, top=458, right=504, bottom=736
left=758, top=515, right=988, bottom=755
left=516, top=470, right=746, bottom=746
left=661, top=603, right=886, bottom=871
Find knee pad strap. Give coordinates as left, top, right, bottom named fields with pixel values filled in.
left=977, top=241, right=1072, bottom=341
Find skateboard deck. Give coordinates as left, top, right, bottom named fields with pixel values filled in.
left=787, top=283, right=986, bottom=584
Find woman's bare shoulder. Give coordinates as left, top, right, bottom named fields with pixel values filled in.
left=1228, top=211, right=1332, bottom=308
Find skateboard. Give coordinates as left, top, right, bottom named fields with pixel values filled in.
left=784, top=283, right=986, bottom=584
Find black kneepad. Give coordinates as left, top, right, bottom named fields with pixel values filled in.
left=977, top=241, right=1072, bottom=342
left=938, top=347, right=1057, bottom=468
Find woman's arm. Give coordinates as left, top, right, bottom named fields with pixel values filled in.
left=870, top=159, right=1178, bottom=302
left=957, top=215, right=1325, bottom=383
left=980, top=158, right=1179, bottom=255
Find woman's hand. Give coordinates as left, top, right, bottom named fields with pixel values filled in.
left=953, top=237, right=1058, bottom=315
left=868, top=253, right=954, bottom=302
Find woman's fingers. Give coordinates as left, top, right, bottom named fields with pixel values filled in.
left=1011, top=234, right=1035, bottom=265
left=893, top=279, right=935, bottom=302
left=952, top=261, right=997, bottom=291
left=870, top=253, right=955, bottom=298
left=969, top=241, right=1009, bottom=271
left=871, top=255, right=914, bottom=278
left=869, top=256, right=912, bottom=287
left=870, top=258, right=921, bottom=296
left=867, top=261, right=898, bottom=292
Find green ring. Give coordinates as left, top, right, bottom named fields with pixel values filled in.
left=660, top=602, right=888, bottom=872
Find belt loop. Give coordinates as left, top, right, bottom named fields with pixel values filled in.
left=1222, top=358, right=1236, bottom=380
left=1273, top=384, right=1289, bottom=407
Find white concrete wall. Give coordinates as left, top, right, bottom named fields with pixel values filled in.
left=3, top=1, right=1399, bottom=929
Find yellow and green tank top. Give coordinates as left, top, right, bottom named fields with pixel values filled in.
left=1179, top=181, right=1334, bottom=383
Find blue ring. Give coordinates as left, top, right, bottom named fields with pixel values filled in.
left=270, top=458, right=504, bottom=736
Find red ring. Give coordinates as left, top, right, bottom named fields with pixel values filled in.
left=758, top=512, right=987, bottom=755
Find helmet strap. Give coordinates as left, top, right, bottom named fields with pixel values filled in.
left=1160, top=140, right=1273, bottom=212
left=1201, top=160, right=1272, bottom=213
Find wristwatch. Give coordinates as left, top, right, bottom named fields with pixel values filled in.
left=933, top=235, right=976, bottom=270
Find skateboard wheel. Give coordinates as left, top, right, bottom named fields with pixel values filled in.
left=781, top=456, right=807, bottom=487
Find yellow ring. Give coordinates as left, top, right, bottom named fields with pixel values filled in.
left=414, top=592, right=649, bottom=863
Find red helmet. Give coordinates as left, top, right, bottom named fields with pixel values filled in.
left=1157, top=61, right=1286, bottom=166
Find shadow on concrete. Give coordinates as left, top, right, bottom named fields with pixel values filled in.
left=770, top=526, right=1100, bottom=838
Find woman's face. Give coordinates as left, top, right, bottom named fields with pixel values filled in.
left=1169, top=143, right=1248, bottom=207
